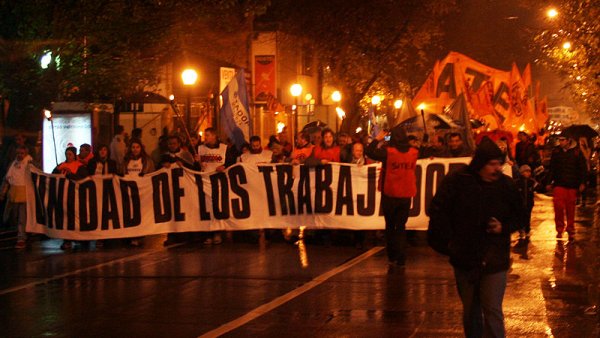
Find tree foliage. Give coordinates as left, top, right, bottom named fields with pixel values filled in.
left=534, top=0, right=599, bottom=117
left=1, top=0, right=452, bottom=131
left=262, top=0, right=455, bottom=127
left=0, top=0, right=267, bottom=130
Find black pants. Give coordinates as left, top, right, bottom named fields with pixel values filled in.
left=382, top=195, right=411, bottom=264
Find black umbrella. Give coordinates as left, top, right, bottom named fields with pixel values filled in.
left=562, top=124, right=598, bottom=139
left=301, top=120, right=328, bottom=134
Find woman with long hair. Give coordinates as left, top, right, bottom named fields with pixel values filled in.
left=122, top=139, right=154, bottom=246
left=123, top=139, right=154, bottom=177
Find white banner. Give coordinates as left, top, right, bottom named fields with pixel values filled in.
left=43, top=113, right=92, bottom=172
left=26, top=159, right=469, bottom=240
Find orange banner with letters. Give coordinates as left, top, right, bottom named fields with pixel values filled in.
left=413, top=52, right=544, bottom=135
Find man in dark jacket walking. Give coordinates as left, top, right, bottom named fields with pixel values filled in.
left=547, top=135, right=587, bottom=241
left=428, top=137, right=525, bottom=338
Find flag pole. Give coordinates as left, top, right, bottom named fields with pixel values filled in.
left=169, top=95, right=196, bottom=156
left=420, top=108, right=429, bottom=142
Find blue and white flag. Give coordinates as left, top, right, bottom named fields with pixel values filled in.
left=220, top=70, right=252, bottom=150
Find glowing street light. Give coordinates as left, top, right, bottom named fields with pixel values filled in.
left=181, top=68, right=199, bottom=131
left=371, top=95, right=381, bottom=106
left=331, top=90, right=342, bottom=103
left=547, top=8, right=558, bottom=18
left=40, top=51, right=52, bottom=69
left=181, top=69, right=198, bottom=86
left=290, top=83, right=303, bottom=97
left=394, top=99, right=403, bottom=109
left=418, top=103, right=426, bottom=111
left=562, top=41, right=571, bottom=50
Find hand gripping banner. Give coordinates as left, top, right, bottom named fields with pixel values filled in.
left=26, top=160, right=468, bottom=240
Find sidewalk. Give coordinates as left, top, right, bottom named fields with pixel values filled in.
left=506, top=191, right=600, bottom=336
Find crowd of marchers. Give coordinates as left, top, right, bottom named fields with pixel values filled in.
left=0, top=123, right=594, bottom=338
left=0, top=125, right=592, bottom=253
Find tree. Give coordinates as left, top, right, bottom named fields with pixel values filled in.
left=259, top=0, right=455, bottom=130
left=534, top=0, right=600, bottom=117
left=0, top=0, right=181, bottom=130
left=0, top=0, right=270, bottom=132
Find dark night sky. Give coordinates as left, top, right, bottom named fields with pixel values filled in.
left=438, top=0, right=573, bottom=107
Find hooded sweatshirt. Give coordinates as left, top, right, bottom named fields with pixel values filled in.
left=549, top=139, right=588, bottom=189
left=366, top=126, right=418, bottom=198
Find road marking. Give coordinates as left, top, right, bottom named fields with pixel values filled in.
left=0, top=243, right=185, bottom=296
left=198, top=246, right=385, bottom=338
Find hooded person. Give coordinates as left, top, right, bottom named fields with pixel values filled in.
left=366, top=125, right=418, bottom=267
left=427, top=136, right=525, bottom=338
left=547, top=134, right=587, bottom=240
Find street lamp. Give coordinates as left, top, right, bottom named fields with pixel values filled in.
left=331, top=90, right=342, bottom=103
left=290, top=83, right=302, bottom=147
left=43, top=109, right=58, bottom=167
left=547, top=8, right=558, bottom=18
left=332, top=91, right=342, bottom=132
left=371, top=95, right=382, bottom=106
left=393, top=99, right=403, bottom=121
left=562, top=41, right=571, bottom=50
left=394, top=99, right=403, bottom=109
left=182, top=68, right=198, bottom=131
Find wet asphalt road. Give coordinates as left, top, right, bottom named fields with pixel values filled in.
left=1, top=193, right=599, bottom=337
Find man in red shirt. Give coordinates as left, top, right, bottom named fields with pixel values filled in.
left=366, top=126, right=418, bottom=266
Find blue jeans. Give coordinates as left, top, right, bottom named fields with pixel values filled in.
left=454, top=268, right=507, bottom=338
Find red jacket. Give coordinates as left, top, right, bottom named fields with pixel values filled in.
left=313, top=145, right=341, bottom=162
left=383, top=147, right=418, bottom=198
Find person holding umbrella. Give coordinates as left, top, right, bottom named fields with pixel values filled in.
left=546, top=134, right=588, bottom=241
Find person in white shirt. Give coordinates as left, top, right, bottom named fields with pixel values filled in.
left=0, top=146, right=32, bottom=249
left=110, top=125, right=127, bottom=172
left=123, top=139, right=154, bottom=177
left=196, top=127, right=236, bottom=174
left=195, top=127, right=237, bottom=245
left=239, top=136, right=273, bottom=165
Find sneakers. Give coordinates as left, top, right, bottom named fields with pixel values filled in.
left=213, top=234, right=222, bottom=245
left=15, top=240, right=26, bottom=249
left=203, top=237, right=213, bottom=245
